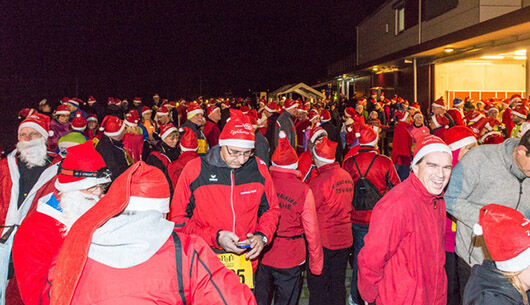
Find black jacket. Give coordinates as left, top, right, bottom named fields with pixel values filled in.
left=95, top=136, right=130, bottom=182
left=254, top=130, right=270, bottom=166
left=464, top=260, right=529, bottom=305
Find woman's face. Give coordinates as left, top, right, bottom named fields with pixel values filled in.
left=414, top=114, right=423, bottom=126
left=88, top=121, right=98, bottom=130
left=57, top=114, right=70, bottom=123
left=163, top=131, right=179, bottom=148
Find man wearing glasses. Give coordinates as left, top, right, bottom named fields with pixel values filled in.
left=12, top=140, right=111, bottom=305
left=171, top=109, right=279, bottom=289
left=0, top=113, right=61, bottom=305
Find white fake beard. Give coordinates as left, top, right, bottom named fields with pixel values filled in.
left=16, top=137, right=48, bottom=168
left=59, top=190, right=101, bottom=235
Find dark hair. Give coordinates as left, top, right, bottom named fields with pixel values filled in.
left=519, top=129, right=530, bottom=156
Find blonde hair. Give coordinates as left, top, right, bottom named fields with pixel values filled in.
left=501, top=270, right=529, bottom=305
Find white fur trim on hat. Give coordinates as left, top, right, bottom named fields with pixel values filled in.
left=312, top=146, right=335, bottom=164
left=310, top=129, right=327, bottom=144
left=271, top=161, right=298, bottom=169
left=124, top=120, right=137, bottom=127
left=363, top=135, right=379, bottom=147
left=495, top=247, right=530, bottom=272
left=448, top=136, right=477, bottom=151
left=411, top=143, right=452, bottom=166
left=18, top=121, right=50, bottom=139
left=72, top=126, right=86, bottom=132
left=187, top=109, right=203, bottom=119
left=218, top=139, right=255, bottom=149
left=208, top=107, right=220, bottom=117
left=87, top=117, right=97, bottom=122
left=104, top=121, right=126, bottom=137
left=399, top=111, right=410, bottom=122
left=432, top=103, right=445, bottom=108
left=156, top=111, right=169, bottom=116
left=125, top=196, right=170, bottom=214
left=512, top=110, right=526, bottom=119
left=55, top=176, right=111, bottom=193
left=180, top=144, right=197, bottom=152
left=284, top=103, right=297, bottom=111
left=55, top=110, right=71, bottom=116
left=161, top=126, right=178, bottom=140
left=68, top=99, right=79, bottom=106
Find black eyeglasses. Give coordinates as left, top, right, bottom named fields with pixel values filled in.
left=226, top=147, right=255, bottom=157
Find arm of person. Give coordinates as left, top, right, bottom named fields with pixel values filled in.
left=357, top=198, right=406, bottom=303
left=253, top=161, right=279, bottom=249
left=301, top=189, right=323, bottom=275
left=444, top=156, right=481, bottom=229
left=186, top=234, right=257, bottom=305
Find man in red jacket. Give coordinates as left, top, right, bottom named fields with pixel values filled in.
left=391, top=109, right=413, bottom=181
left=342, top=124, right=400, bottom=305
left=45, top=162, right=256, bottom=305
left=171, top=110, right=279, bottom=288
left=307, top=136, right=354, bottom=305
left=358, top=134, right=453, bottom=305
left=255, top=131, right=323, bottom=305
left=13, top=141, right=110, bottom=305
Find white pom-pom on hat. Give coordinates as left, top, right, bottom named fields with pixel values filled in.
left=279, top=131, right=286, bottom=139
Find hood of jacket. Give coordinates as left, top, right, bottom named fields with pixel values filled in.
left=88, top=210, right=174, bottom=268
left=502, top=138, right=527, bottom=181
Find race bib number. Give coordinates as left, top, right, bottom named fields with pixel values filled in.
left=217, top=253, right=254, bottom=289
left=197, top=139, right=208, bottom=154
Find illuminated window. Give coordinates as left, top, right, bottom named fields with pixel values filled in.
left=395, top=5, right=405, bottom=35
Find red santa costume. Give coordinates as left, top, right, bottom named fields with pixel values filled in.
left=44, top=162, right=256, bottom=305
left=0, top=114, right=61, bottom=304
left=167, top=127, right=199, bottom=189
left=13, top=141, right=110, bottom=305
left=446, top=98, right=465, bottom=126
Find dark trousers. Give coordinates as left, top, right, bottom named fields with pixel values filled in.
left=445, top=252, right=460, bottom=305
left=457, top=256, right=472, bottom=300
left=308, top=247, right=350, bottom=305
left=394, top=164, right=410, bottom=182
left=350, top=223, right=369, bottom=305
left=254, top=264, right=304, bottom=305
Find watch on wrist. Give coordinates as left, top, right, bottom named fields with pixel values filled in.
left=261, top=235, right=268, bottom=244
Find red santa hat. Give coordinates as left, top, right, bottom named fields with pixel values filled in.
left=312, top=136, right=337, bottom=163
left=50, top=162, right=171, bottom=305
left=320, top=109, right=331, bottom=122
left=480, top=131, right=505, bottom=144
left=153, top=93, right=160, bottom=98
left=207, top=104, right=220, bottom=117
left=469, top=117, right=491, bottom=138
left=510, top=94, right=522, bottom=105
left=395, top=110, right=409, bottom=122
left=309, top=125, right=327, bottom=144
left=133, top=97, right=142, bottom=103
left=187, top=102, right=203, bottom=119
left=124, top=110, right=139, bottom=127
left=271, top=131, right=298, bottom=169
left=410, top=102, right=420, bottom=110
left=17, top=108, right=37, bottom=120
left=87, top=96, right=96, bottom=104
left=67, top=98, right=80, bottom=107
left=413, top=111, right=423, bottom=119
left=473, top=204, right=530, bottom=272
left=411, top=134, right=452, bottom=166
left=99, top=115, right=125, bottom=137
left=156, top=106, right=169, bottom=116
left=86, top=114, right=98, bottom=122
left=71, top=113, right=87, bottom=131
left=283, top=99, right=298, bottom=111
left=444, top=126, right=477, bottom=151
left=357, top=124, right=378, bottom=147
left=512, top=103, right=528, bottom=119
left=431, top=114, right=450, bottom=129
left=141, top=106, right=152, bottom=116
left=179, top=127, right=198, bottom=152
left=344, top=107, right=355, bottom=118
left=18, top=113, right=53, bottom=139
left=159, top=123, right=178, bottom=141
left=466, top=110, right=485, bottom=123
left=55, top=141, right=111, bottom=192
left=221, top=100, right=230, bottom=109
left=432, top=97, right=446, bottom=109
left=265, top=102, right=279, bottom=113
left=240, top=105, right=250, bottom=114
left=309, top=109, right=320, bottom=122
left=298, top=105, right=308, bottom=113
left=219, top=109, right=255, bottom=148
left=56, top=104, right=71, bottom=115
left=248, top=109, right=258, bottom=128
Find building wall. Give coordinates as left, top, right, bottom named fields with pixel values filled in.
left=357, top=0, right=522, bottom=66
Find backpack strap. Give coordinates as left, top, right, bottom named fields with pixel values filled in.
left=363, top=155, right=379, bottom=177
left=353, top=154, right=378, bottom=178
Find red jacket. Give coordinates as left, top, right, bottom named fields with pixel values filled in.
left=203, top=120, right=221, bottom=148
left=308, top=162, right=353, bottom=250
left=298, top=151, right=318, bottom=183
left=357, top=173, right=447, bottom=305
left=342, top=147, right=401, bottom=225
left=261, top=167, right=323, bottom=275
left=502, top=108, right=514, bottom=137
left=447, top=108, right=465, bottom=126
left=168, top=151, right=199, bottom=189
left=391, top=121, right=412, bottom=165
left=170, top=146, right=279, bottom=269
left=13, top=193, right=65, bottom=305
left=43, top=233, right=256, bottom=305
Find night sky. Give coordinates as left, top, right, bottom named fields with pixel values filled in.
left=0, top=1, right=383, bottom=149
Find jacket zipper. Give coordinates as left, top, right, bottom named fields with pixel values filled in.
left=515, top=180, right=523, bottom=210
left=230, top=170, right=236, bottom=233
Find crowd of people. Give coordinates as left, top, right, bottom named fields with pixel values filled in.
left=1, top=91, right=529, bottom=305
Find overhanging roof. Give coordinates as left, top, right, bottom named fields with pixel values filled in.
left=271, top=82, right=325, bottom=99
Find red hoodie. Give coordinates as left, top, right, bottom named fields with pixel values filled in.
left=358, top=173, right=447, bottom=305
left=391, top=121, right=412, bottom=165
